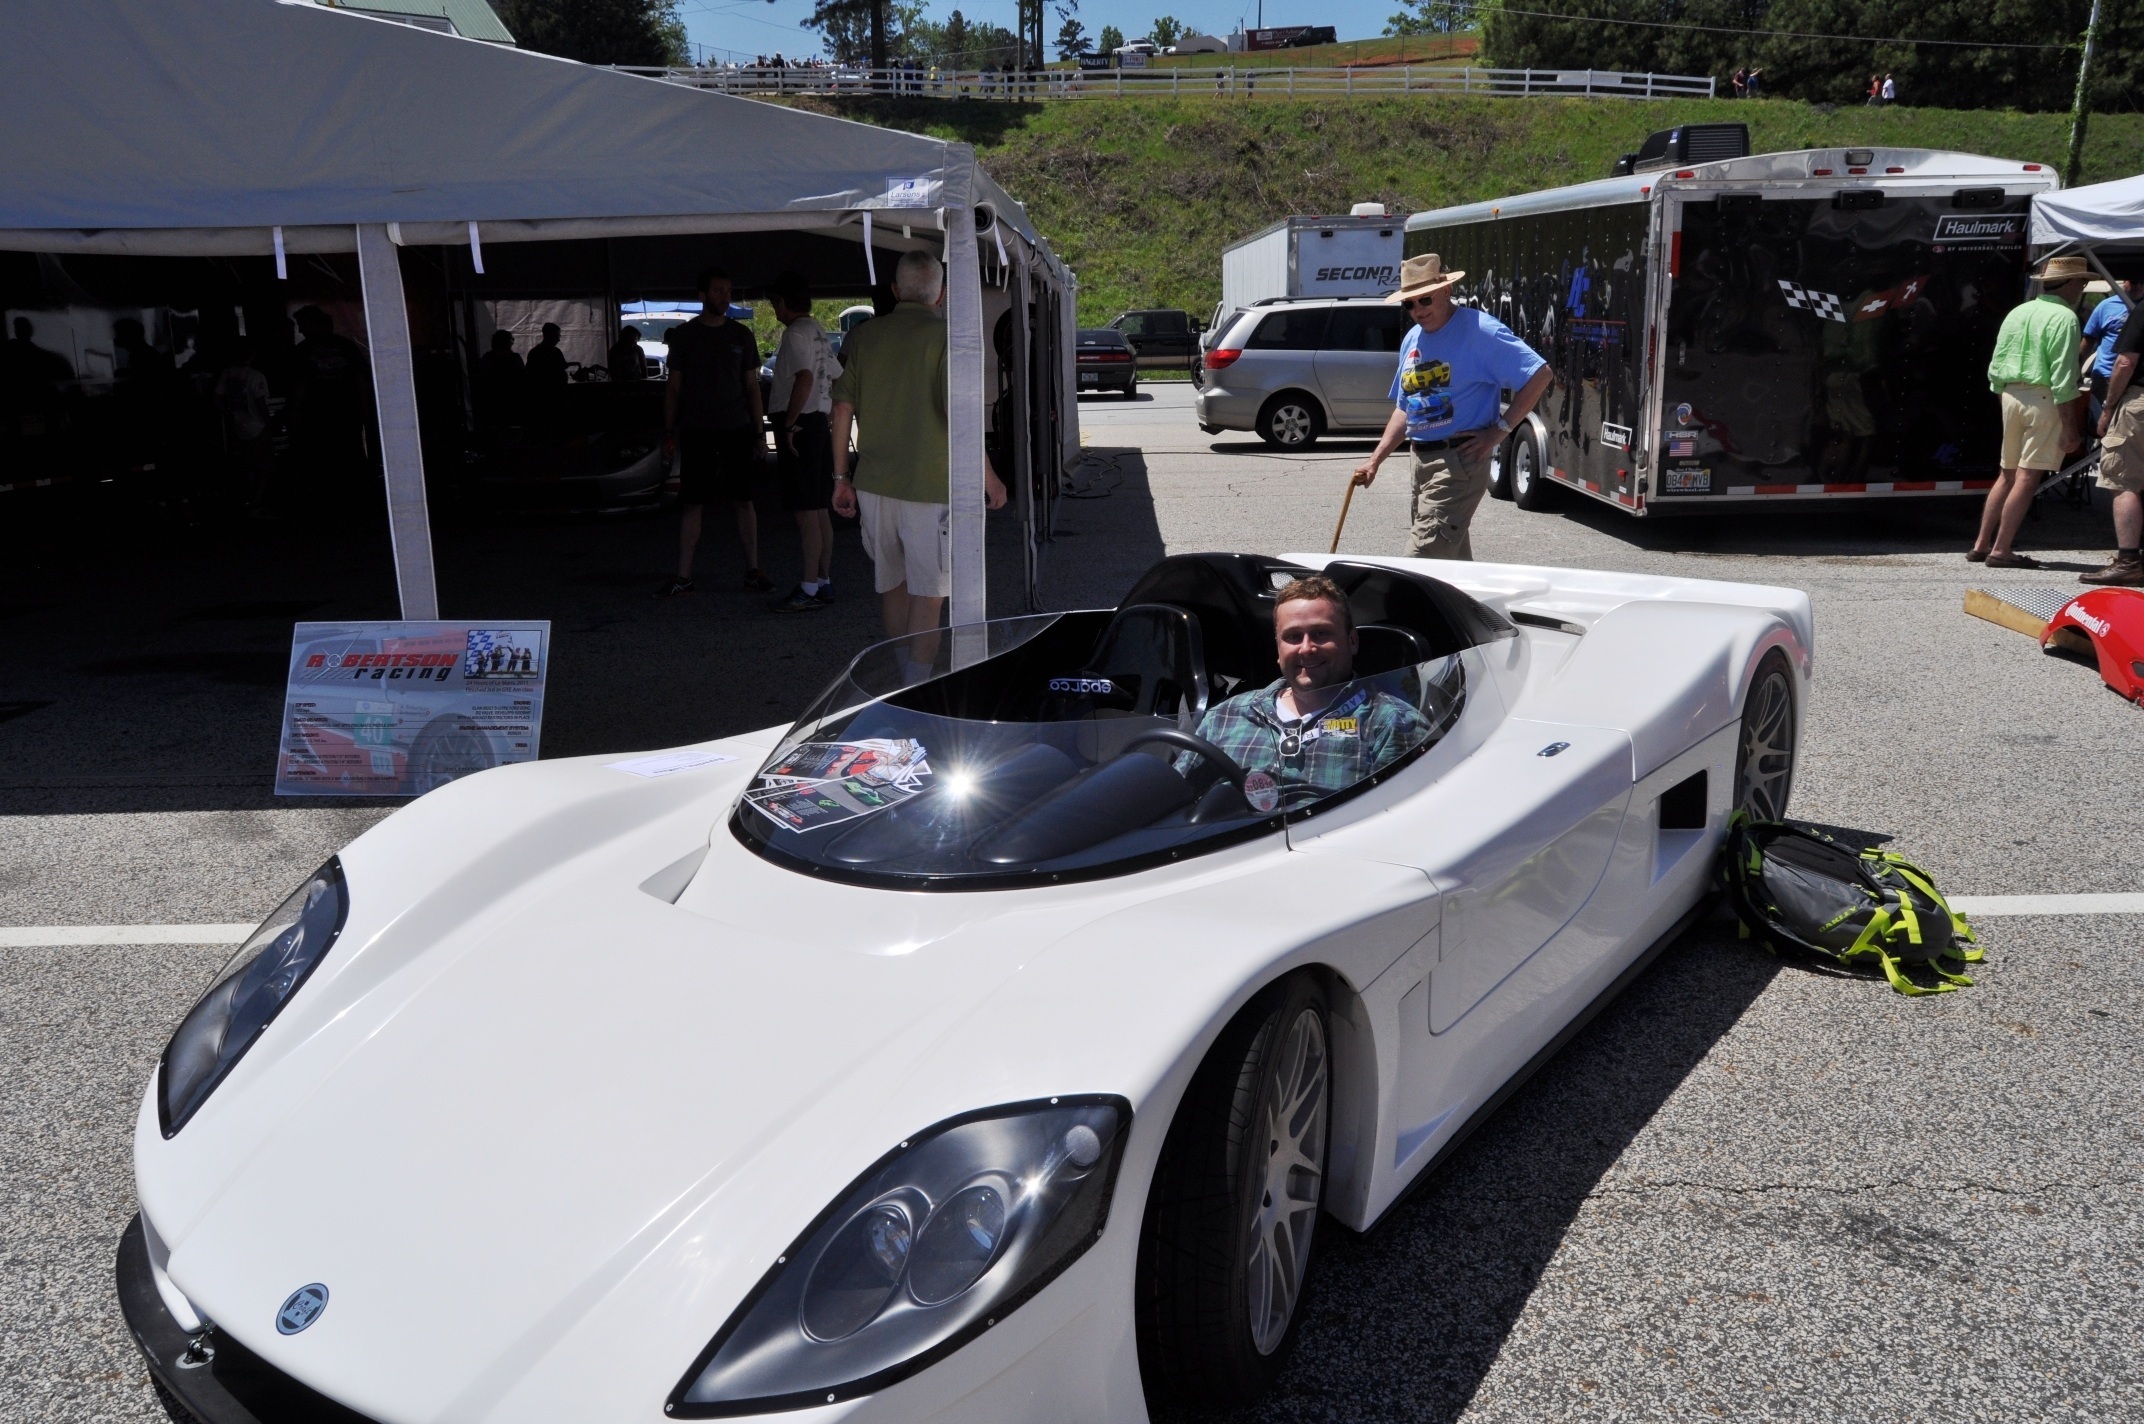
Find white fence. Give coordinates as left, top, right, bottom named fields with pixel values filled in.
left=612, top=65, right=1716, bottom=102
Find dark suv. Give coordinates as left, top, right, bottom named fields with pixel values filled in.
left=1109, top=309, right=1202, bottom=370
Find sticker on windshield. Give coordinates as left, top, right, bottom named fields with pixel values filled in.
left=1242, top=770, right=1280, bottom=813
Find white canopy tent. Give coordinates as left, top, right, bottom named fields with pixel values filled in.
left=2031, top=173, right=2144, bottom=253
left=0, top=0, right=1078, bottom=622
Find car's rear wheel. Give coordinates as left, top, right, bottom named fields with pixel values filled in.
left=1137, top=973, right=1330, bottom=1407
left=1509, top=421, right=1556, bottom=510
left=1734, top=649, right=1796, bottom=821
left=1256, top=393, right=1322, bottom=449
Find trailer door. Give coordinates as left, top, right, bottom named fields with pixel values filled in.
left=1654, top=187, right=2033, bottom=502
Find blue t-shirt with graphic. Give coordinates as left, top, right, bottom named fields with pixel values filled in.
left=2084, top=295, right=2129, bottom=379
left=1388, top=307, right=1547, bottom=443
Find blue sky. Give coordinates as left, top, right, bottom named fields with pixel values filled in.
left=675, top=0, right=1401, bottom=64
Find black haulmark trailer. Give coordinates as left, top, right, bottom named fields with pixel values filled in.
left=1406, top=145, right=2060, bottom=515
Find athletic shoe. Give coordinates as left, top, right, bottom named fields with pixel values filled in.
left=743, top=568, right=776, bottom=592
left=770, top=584, right=828, bottom=613
left=811, top=582, right=835, bottom=605
left=654, top=576, right=694, bottom=597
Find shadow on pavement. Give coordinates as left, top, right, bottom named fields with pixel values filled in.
left=1160, top=926, right=1781, bottom=1424
left=1039, top=445, right=1168, bottom=610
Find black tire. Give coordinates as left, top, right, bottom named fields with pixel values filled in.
left=1734, top=649, right=1797, bottom=821
left=1509, top=421, right=1556, bottom=511
left=1125, top=376, right=1139, bottom=400
left=1137, top=973, right=1331, bottom=1408
left=1488, top=434, right=1514, bottom=500
left=408, top=713, right=499, bottom=794
left=1255, top=392, right=1323, bottom=449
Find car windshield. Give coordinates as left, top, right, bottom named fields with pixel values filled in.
left=730, top=554, right=1513, bottom=889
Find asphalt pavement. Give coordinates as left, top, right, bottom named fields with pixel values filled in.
left=3, top=382, right=2141, bottom=1422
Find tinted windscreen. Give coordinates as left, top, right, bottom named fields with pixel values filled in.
left=1661, top=192, right=2031, bottom=492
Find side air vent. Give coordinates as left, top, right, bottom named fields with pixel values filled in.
left=1658, top=770, right=1707, bottom=830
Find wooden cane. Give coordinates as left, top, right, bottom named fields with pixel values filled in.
left=1329, top=475, right=1358, bottom=554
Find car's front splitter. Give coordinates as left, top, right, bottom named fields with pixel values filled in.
left=115, top=1214, right=378, bottom=1424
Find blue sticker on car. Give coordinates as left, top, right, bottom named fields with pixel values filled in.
left=276, top=1283, right=330, bottom=1335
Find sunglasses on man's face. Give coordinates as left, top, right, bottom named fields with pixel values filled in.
left=1403, top=295, right=1438, bottom=311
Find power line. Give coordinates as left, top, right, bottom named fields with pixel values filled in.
left=1466, top=3, right=2076, bottom=52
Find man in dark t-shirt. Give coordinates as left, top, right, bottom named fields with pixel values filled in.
left=658, top=267, right=769, bottom=596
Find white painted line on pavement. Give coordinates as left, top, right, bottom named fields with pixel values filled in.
left=0, top=924, right=254, bottom=947
left=1949, top=894, right=2144, bottom=917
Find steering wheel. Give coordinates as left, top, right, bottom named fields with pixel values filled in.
left=1121, top=726, right=1251, bottom=795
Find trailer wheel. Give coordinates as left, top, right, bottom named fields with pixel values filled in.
left=1256, top=393, right=1323, bottom=449
left=1488, top=437, right=1514, bottom=501
left=1509, top=423, right=1556, bottom=511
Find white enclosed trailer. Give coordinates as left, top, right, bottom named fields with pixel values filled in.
left=1216, top=212, right=1404, bottom=334
left=1406, top=148, right=2059, bottom=515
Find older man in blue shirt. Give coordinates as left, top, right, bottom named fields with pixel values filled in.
left=1351, top=253, right=1554, bottom=560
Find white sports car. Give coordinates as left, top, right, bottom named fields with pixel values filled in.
left=119, top=552, right=1810, bottom=1424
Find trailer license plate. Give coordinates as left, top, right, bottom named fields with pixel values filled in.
left=1664, top=463, right=1711, bottom=494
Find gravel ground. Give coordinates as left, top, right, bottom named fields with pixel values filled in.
left=2, top=384, right=2139, bottom=1422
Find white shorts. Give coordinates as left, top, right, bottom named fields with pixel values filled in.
left=856, top=491, right=949, bottom=597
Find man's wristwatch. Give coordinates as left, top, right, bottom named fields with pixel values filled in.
left=1494, top=415, right=1513, bottom=434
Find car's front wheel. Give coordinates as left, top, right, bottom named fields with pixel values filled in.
left=1256, top=393, right=1322, bottom=449
left=1735, top=648, right=1797, bottom=820
left=1137, top=973, right=1330, bottom=1407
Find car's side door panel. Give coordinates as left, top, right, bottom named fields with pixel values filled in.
left=1314, top=305, right=1409, bottom=427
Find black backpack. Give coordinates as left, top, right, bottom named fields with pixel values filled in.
left=1720, top=817, right=1982, bottom=996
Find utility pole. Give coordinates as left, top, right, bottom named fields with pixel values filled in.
left=2067, top=0, right=2105, bottom=188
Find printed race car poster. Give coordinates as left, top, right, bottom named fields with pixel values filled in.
left=275, top=621, right=551, bottom=797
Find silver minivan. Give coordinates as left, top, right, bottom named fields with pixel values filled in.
left=1193, top=296, right=1409, bottom=448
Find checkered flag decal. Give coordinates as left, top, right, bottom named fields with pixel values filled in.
left=1777, top=279, right=1846, bottom=322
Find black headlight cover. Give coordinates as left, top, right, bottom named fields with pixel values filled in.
left=667, top=1096, right=1129, bottom=1417
left=158, top=859, right=349, bottom=1137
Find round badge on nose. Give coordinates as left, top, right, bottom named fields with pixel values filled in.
left=276, top=1284, right=330, bottom=1335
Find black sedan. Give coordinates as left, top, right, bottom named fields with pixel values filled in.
left=1076, top=328, right=1138, bottom=399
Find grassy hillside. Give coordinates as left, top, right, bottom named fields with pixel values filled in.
left=787, top=95, right=2144, bottom=325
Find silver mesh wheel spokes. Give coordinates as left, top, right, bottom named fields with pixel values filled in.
left=1738, top=668, right=1795, bottom=821
left=1513, top=440, right=1535, bottom=496
left=1245, top=1008, right=1327, bottom=1355
left=1273, top=404, right=1313, bottom=445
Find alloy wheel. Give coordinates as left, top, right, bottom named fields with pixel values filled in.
left=1736, top=661, right=1796, bottom=820
left=1268, top=403, right=1314, bottom=446
left=1244, top=1006, right=1327, bottom=1355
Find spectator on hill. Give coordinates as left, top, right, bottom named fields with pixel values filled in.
left=1971, top=255, right=2090, bottom=568
left=1880, top=72, right=1897, bottom=105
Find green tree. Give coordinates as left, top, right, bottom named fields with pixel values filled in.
left=1055, top=15, right=1090, bottom=57
left=1097, top=22, right=1124, bottom=53
left=493, top=0, right=687, bottom=65
left=1383, top=0, right=1469, bottom=36
left=1150, top=15, right=1184, bottom=47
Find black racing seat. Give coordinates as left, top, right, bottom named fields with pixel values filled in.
left=1117, top=552, right=1310, bottom=693
left=1040, top=603, right=1210, bottom=727
left=1353, top=622, right=1434, bottom=677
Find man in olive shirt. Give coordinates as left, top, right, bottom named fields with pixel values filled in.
left=1971, top=255, right=2089, bottom=568
left=829, top=250, right=1006, bottom=667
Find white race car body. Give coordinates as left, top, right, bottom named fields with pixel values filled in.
left=124, top=553, right=1811, bottom=1424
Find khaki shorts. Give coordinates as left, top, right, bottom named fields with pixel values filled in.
left=856, top=490, right=949, bottom=597
left=2098, top=390, right=2144, bottom=494
left=1998, top=383, right=2065, bottom=472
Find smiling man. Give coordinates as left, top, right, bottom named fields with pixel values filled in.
left=1187, top=575, right=1434, bottom=810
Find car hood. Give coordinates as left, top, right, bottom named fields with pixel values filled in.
left=136, top=750, right=1350, bottom=1422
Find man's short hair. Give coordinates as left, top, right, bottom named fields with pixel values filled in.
left=773, top=271, right=811, bottom=312
left=1274, top=574, right=1354, bottom=634
left=698, top=265, right=732, bottom=295
left=892, top=250, right=944, bottom=305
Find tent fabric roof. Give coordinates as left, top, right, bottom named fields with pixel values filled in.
left=322, top=0, right=517, bottom=46
left=1, top=0, right=1044, bottom=250
left=2031, top=173, right=2144, bottom=251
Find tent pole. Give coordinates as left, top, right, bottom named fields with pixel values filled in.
left=355, top=223, right=440, bottom=620
left=943, top=162, right=989, bottom=652
left=1008, top=250, right=1039, bottom=612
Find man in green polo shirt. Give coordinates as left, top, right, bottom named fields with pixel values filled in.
left=1971, top=254, right=2089, bottom=568
left=830, top=250, right=1006, bottom=671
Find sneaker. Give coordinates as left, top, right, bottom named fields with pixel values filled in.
left=2080, top=554, right=2144, bottom=586
left=654, top=576, right=695, bottom=597
left=743, top=568, right=776, bottom=592
left=810, top=581, right=835, bottom=606
left=770, top=584, right=828, bottom=613
left=1984, top=552, right=2041, bottom=569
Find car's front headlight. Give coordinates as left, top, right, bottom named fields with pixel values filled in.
left=667, top=1097, right=1129, bottom=1417
left=158, top=859, right=348, bottom=1137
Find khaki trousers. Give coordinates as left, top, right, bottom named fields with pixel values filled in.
left=1407, top=442, right=1493, bottom=560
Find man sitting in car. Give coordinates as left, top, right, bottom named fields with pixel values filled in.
left=1186, top=575, right=1432, bottom=810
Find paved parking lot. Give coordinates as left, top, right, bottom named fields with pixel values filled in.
left=4, top=382, right=2141, bottom=1422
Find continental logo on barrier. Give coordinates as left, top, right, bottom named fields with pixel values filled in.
left=1312, top=266, right=1399, bottom=284
left=1932, top=213, right=2024, bottom=245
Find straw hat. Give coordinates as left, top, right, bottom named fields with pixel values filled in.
left=1388, top=252, right=1466, bottom=304
left=2036, top=254, right=2090, bottom=284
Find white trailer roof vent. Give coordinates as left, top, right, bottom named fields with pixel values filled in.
left=1349, top=202, right=1389, bottom=217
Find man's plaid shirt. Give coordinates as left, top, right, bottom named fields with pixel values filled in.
left=1188, top=679, right=1434, bottom=808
